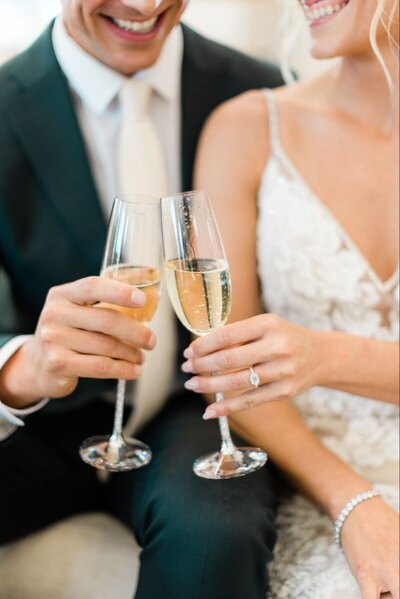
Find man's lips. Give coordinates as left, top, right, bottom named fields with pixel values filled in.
left=100, top=7, right=170, bottom=38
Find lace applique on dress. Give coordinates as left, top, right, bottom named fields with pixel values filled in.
left=258, top=91, right=399, bottom=599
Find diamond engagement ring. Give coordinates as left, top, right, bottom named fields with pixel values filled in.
left=249, top=366, right=260, bottom=388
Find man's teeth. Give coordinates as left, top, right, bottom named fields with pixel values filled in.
left=302, top=1, right=349, bottom=22
left=111, top=17, right=158, bottom=33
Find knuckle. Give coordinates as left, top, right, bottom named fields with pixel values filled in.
left=265, top=313, right=280, bottom=329
left=122, top=363, right=141, bottom=380
left=285, top=360, right=297, bottom=377
left=40, top=306, right=56, bottom=326
left=96, top=356, right=110, bottom=376
left=219, top=351, right=233, bottom=370
left=282, top=379, right=296, bottom=400
left=134, top=349, right=145, bottom=365
left=104, top=335, right=119, bottom=356
left=217, top=326, right=231, bottom=346
left=242, top=395, right=255, bottom=410
left=138, top=326, right=153, bottom=348
left=46, top=349, right=65, bottom=373
left=39, top=325, right=57, bottom=345
left=80, top=276, right=99, bottom=296
left=230, top=373, right=244, bottom=391
left=101, top=309, right=118, bottom=332
left=56, top=377, right=78, bottom=395
left=46, top=285, right=61, bottom=301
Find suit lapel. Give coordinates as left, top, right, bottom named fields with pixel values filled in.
left=180, top=25, right=217, bottom=192
left=4, top=25, right=106, bottom=274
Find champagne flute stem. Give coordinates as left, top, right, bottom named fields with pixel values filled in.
left=216, top=392, right=236, bottom=455
left=110, top=379, right=126, bottom=443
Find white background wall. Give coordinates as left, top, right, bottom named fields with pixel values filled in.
left=0, top=0, right=329, bottom=78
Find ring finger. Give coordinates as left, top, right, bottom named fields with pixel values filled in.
left=184, top=361, right=287, bottom=394
left=182, top=341, right=268, bottom=375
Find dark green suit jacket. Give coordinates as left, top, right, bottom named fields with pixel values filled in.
left=0, top=23, right=284, bottom=413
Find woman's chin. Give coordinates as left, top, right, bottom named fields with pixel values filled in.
left=309, top=40, right=344, bottom=61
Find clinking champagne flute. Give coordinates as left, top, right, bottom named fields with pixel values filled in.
left=80, top=195, right=162, bottom=472
left=161, top=190, right=267, bottom=479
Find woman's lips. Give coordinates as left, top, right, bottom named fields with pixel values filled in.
left=300, top=0, right=350, bottom=26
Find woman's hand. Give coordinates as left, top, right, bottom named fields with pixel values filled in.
left=182, top=313, right=324, bottom=418
left=340, top=498, right=399, bottom=599
left=0, top=276, right=156, bottom=408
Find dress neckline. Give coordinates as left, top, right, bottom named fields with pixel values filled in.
left=264, top=90, right=399, bottom=293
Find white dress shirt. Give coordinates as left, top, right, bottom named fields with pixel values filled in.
left=0, top=17, right=183, bottom=439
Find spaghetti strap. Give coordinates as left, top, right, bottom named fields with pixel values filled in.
left=263, top=89, right=281, bottom=157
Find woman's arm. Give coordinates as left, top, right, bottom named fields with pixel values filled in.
left=193, top=91, right=399, bottom=597
left=193, top=89, right=379, bottom=515
left=192, top=91, right=398, bottom=412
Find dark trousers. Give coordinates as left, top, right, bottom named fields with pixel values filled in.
left=0, top=392, right=278, bottom=599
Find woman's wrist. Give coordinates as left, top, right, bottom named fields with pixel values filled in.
left=324, top=477, right=374, bottom=521
left=315, top=330, right=350, bottom=388
left=333, top=489, right=381, bottom=546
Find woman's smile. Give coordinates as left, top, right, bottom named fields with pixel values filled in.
left=299, top=0, right=351, bottom=27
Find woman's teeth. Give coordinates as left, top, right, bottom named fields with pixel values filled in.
left=111, top=17, right=158, bottom=33
left=301, top=1, right=349, bottom=23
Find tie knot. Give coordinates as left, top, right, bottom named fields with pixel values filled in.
left=119, top=79, right=152, bottom=122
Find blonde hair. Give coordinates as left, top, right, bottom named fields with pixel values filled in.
left=370, top=0, right=399, bottom=94
left=280, top=0, right=399, bottom=89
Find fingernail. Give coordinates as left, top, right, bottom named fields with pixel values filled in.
left=203, top=409, right=218, bottom=420
left=148, top=333, right=156, bottom=349
left=181, top=360, right=193, bottom=373
left=184, top=379, right=199, bottom=390
left=131, top=289, right=146, bottom=306
left=183, top=347, right=194, bottom=359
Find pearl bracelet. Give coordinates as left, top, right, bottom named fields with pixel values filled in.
left=333, top=489, right=381, bottom=547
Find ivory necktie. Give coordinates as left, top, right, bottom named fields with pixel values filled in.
left=118, top=78, right=168, bottom=197
left=117, top=78, right=177, bottom=434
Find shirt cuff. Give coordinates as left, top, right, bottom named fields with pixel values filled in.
left=0, top=335, right=49, bottom=429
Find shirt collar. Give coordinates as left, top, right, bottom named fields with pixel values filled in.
left=52, top=16, right=183, bottom=115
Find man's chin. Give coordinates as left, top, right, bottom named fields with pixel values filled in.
left=119, top=49, right=164, bottom=75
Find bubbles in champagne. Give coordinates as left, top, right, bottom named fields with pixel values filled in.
left=165, top=258, right=231, bottom=335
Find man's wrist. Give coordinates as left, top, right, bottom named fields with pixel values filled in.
left=0, top=342, right=44, bottom=409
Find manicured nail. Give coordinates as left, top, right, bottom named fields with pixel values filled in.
left=184, top=379, right=199, bottom=390
left=181, top=360, right=193, bottom=373
left=203, top=409, right=218, bottom=420
left=131, top=289, right=146, bottom=306
left=183, top=347, right=194, bottom=359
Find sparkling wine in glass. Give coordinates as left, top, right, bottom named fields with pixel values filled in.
left=80, top=195, right=162, bottom=472
left=161, top=190, right=267, bottom=479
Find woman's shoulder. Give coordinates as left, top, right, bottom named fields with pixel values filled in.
left=196, top=89, right=273, bottom=182
left=204, top=89, right=271, bottom=138
left=200, top=71, right=330, bottom=155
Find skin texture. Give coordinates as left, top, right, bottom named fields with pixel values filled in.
left=189, top=0, right=399, bottom=597
left=60, top=0, right=187, bottom=75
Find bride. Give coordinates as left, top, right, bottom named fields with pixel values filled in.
left=182, top=0, right=399, bottom=597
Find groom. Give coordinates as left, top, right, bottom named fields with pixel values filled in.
left=0, top=1, right=283, bottom=597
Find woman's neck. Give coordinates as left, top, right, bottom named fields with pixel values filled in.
left=329, top=49, right=399, bottom=133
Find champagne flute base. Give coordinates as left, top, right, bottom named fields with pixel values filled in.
left=79, top=435, right=152, bottom=472
left=193, top=447, right=267, bottom=480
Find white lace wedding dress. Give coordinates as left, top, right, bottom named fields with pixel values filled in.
left=258, top=91, right=399, bottom=599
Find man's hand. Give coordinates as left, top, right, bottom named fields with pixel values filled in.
left=0, top=276, right=156, bottom=409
